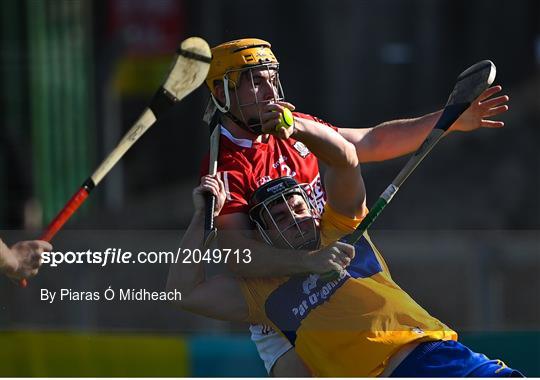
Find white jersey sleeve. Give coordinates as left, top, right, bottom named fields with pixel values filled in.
left=249, top=324, right=293, bottom=374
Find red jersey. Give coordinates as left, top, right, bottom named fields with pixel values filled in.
left=200, top=112, right=337, bottom=215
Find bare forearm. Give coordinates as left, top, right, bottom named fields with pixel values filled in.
left=166, top=212, right=206, bottom=295
left=216, top=213, right=320, bottom=277
left=293, top=117, right=358, bottom=167
left=340, top=110, right=442, bottom=163
left=325, top=165, right=367, bottom=218
left=219, top=231, right=309, bottom=277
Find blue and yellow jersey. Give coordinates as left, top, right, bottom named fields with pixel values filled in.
left=238, top=205, right=457, bottom=377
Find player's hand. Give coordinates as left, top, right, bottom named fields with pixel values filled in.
left=1, top=240, right=51, bottom=281
left=260, top=102, right=296, bottom=139
left=193, top=175, right=226, bottom=216
left=450, top=85, right=509, bottom=133
left=301, top=241, right=355, bottom=273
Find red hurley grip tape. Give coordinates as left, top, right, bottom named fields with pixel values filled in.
left=19, top=187, right=90, bottom=289
left=40, top=187, right=90, bottom=242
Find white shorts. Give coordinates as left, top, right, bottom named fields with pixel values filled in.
left=249, top=324, right=293, bottom=374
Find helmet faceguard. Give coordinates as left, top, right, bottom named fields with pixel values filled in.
left=249, top=177, right=321, bottom=250
left=206, top=39, right=286, bottom=134
left=229, top=64, right=285, bottom=134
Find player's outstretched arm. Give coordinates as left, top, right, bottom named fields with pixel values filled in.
left=339, top=85, right=509, bottom=163
left=0, top=238, right=51, bottom=281
left=166, top=175, right=248, bottom=321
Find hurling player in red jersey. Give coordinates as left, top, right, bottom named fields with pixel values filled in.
left=201, top=39, right=360, bottom=278
left=199, top=38, right=509, bottom=376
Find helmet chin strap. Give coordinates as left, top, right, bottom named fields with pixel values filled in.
left=210, top=77, right=231, bottom=113
left=223, top=112, right=263, bottom=135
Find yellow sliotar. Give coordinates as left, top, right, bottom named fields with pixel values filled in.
left=276, top=108, right=294, bottom=130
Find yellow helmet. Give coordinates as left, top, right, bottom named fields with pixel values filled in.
left=206, top=38, right=278, bottom=95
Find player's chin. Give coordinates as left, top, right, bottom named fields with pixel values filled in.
left=296, top=239, right=318, bottom=250
left=271, top=233, right=317, bottom=251
left=293, top=231, right=320, bottom=250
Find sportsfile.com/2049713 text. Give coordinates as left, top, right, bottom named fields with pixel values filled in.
left=41, top=248, right=252, bottom=267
